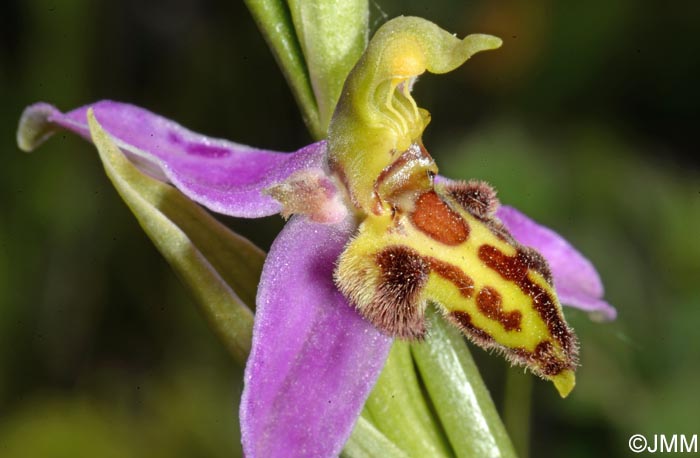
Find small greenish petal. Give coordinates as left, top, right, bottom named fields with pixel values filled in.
left=342, top=416, right=410, bottom=458
left=16, top=103, right=59, bottom=152
left=287, top=0, right=368, bottom=133
left=87, top=109, right=258, bottom=365
left=364, top=341, right=453, bottom=457
left=243, top=0, right=323, bottom=140
left=411, top=307, right=517, bottom=458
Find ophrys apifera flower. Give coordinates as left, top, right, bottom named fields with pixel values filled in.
left=18, top=16, right=615, bottom=457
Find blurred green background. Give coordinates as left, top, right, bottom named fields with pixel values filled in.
left=1, top=0, right=698, bottom=457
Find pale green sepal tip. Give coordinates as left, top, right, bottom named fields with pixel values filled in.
left=458, top=33, right=503, bottom=61
left=17, top=104, right=57, bottom=152
left=553, top=369, right=576, bottom=398
left=86, top=108, right=259, bottom=365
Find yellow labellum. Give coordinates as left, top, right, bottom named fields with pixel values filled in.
left=335, top=181, right=578, bottom=397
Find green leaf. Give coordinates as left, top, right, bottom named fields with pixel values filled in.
left=342, top=416, right=410, bottom=458
left=86, top=109, right=259, bottom=365
left=411, top=307, right=517, bottom=458
left=287, top=0, right=368, bottom=133
left=364, top=341, right=453, bottom=457
left=243, top=0, right=323, bottom=140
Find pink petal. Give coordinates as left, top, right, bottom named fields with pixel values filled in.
left=497, top=205, right=617, bottom=320
left=240, top=216, right=392, bottom=457
left=18, top=101, right=326, bottom=218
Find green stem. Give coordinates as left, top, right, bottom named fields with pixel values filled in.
left=243, top=0, right=323, bottom=139
left=411, top=307, right=517, bottom=458
left=342, top=416, right=410, bottom=458
left=364, top=341, right=453, bottom=457
left=503, top=369, right=533, bottom=458
left=287, top=0, right=368, bottom=132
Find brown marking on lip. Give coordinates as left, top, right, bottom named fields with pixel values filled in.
left=376, top=245, right=430, bottom=302
left=483, top=219, right=514, bottom=243
left=410, top=191, right=470, bottom=245
left=477, top=244, right=575, bottom=353
left=476, top=286, right=522, bottom=332
left=449, top=311, right=495, bottom=345
left=449, top=312, right=571, bottom=377
left=363, top=244, right=481, bottom=339
left=511, top=347, right=532, bottom=364
left=446, top=180, right=500, bottom=219
left=520, top=246, right=554, bottom=286
left=477, top=219, right=557, bottom=287
left=534, top=340, right=571, bottom=375
left=511, top=342, right=571, bottom=376
left=370, top=245, right=430, bottom=339
left=425, top=257, right=474, bottom=298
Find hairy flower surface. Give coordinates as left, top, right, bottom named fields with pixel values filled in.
left=18, top=16, right=615, bottom=458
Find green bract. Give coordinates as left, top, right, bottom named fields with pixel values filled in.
left=288, top=0, right=369, bottom=132
left=86, top=109, right=262, bottom=365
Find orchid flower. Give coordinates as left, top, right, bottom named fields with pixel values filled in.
left=17, top=16, right=615, bottom=458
